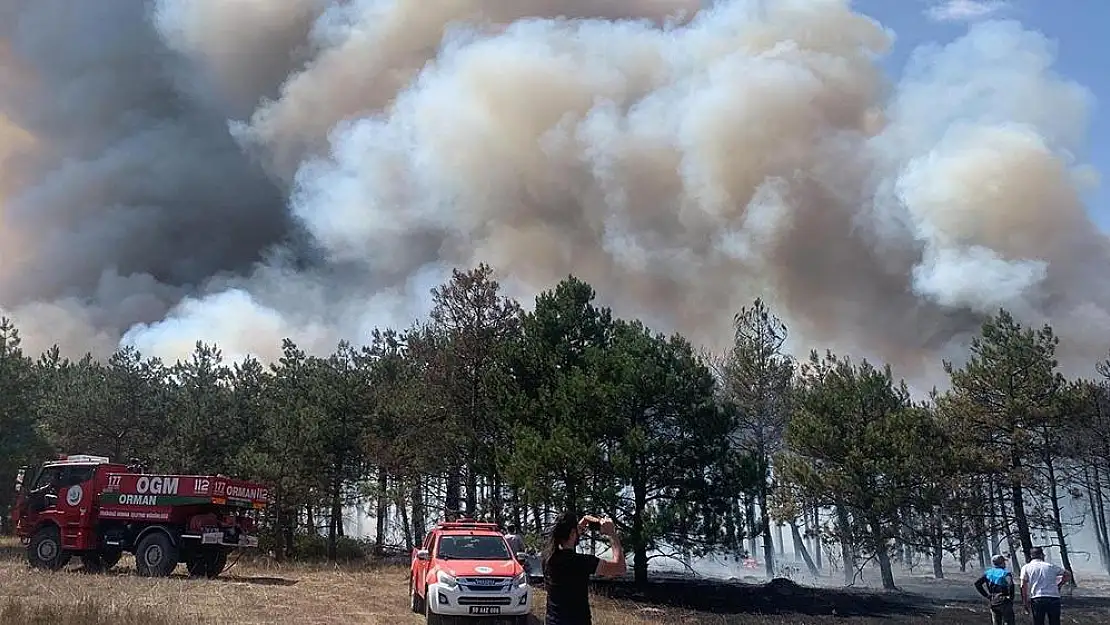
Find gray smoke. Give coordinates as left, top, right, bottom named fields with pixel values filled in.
left=1, top=0, right=1108, bottom=388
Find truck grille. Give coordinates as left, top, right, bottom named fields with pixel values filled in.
left=458, top=596, right=512, bottom=606
left=458, top=577, right=511, bottom=592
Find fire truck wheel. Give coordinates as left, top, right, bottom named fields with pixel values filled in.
left=135, top=532, right=179, bottom=578
left=27, top=526, right=66, bottom=571
left=80, top=549, right=120, bottom=574
left=409, top=576, right=425, bottom=614
left=187, top=549, right=228, bottom=579
left=81, top=554, right=106, bottom=573
left=206, top=550, right=228, bottom=578
left=101, top=549, right=123, bottom=570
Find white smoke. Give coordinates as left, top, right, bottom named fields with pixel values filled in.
left=1, top=0, right=1107, bottom=387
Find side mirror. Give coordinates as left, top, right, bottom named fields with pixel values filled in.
left=515, top=552, right=528, bottom=563
left=416, top=549, right=431, bottom=561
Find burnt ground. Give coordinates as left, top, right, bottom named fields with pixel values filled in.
left=546, top=567, right=1110, bottom=623
left=588, top=576, right=926, bottom=618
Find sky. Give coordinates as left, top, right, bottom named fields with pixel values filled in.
left=852, top=0, right=1110, bottom=228
left=4, top=0, right=1110, bottom=378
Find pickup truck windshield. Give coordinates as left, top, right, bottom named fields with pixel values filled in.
left=437, top=535, right=511, bottom=560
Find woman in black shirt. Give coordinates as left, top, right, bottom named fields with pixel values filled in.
left=542, top=512, right=626, bottom=625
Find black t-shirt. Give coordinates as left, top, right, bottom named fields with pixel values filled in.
left=544, top=548, right=600, bottom=625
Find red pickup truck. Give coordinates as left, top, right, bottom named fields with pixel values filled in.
left=409, top=519, right=532, bottom=624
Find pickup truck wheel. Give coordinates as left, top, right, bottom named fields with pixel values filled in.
left=409, top=576, right=425, bottom=613
left=424, top=586, right=444, bottom=625
left=135, top=532, right=179, bottom=578
left=27, top=526, right=66, bottom=570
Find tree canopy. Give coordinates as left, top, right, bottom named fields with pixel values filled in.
left=0, top=272, right=1106, bottom=589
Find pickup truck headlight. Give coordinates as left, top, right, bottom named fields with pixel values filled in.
left=436, top=571, right=457, bottom=588
left=512, top=572, right=528, bottom=587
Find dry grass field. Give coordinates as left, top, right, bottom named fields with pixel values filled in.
left=3, top=538, right=1110, bottom=624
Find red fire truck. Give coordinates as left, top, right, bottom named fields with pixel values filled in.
left=11, top=454, right=268, bottom=578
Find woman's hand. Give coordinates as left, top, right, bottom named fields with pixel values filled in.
left=578, top=515, right=617, bottom=536
left=578, top=515, right=600, bottom=533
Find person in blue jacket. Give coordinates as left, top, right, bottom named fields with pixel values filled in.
left=974, top=554, right=1016, bottom=625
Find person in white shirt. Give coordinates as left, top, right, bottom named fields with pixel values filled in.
left=1019, top=546, right=1071, bottom=625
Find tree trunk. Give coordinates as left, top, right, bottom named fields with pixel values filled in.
left=745, top=498, right=758, bottom=560
left=931, top=545, right=944, bottom=579
left=876, top=542, right=896, bottom=590
left=1090, top=465, right=1110, bottom=575
left=631, top=479, right=648, bottom=584
left=789, top=520, right=819, bottom=577
left=531, top=502, right=543, bottom=538
left=836, top=505, right=855, bottom=585
left=399, top=482, right=413, bottom=552
left=987, top=481, right=1001, bottom=556
left=327, top=472, right=343, bottom=562
left=1044, top=457, right=1076, bottom=586
left=283, top=521, right=295, bottom=560
left=465, top=461, right=478, bottom=518
left=957, top=516, right=967, bottom=573
left=491, top=471, right=504, bottom=524
left=445, top=468, right=462, bottom=520
left=273, top=490, right=287, bottom=562
left=412, top=479, right=424, bottom=548
left=375, top=467, right=389, bottom=556
left=932, top=516, right=944, bottom=579
left=758, top=488, right=775, bottom=578
left=1010, top=452, right=1034, bottom=562
left=973, top=486, right=988, bottom=570
left=306, top=503, right=315, bottom=536
left=812, top=506, right=822, bottom=571
left=868, top=517, right=896, bottom=591
left=565, top=473, right=580, bottom=516
left=725, top=502, right=738, bottom=556
left=996, top=481, right=1021, bottom=574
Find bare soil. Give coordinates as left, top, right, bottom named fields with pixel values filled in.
left=2, top=539, right=1109, bottom=624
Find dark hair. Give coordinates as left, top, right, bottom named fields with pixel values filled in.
left=542, top=512, right=579, bottom=575
left=507, top=524, right=518, bottom=533
left=1030, top=546, right=1045, bottom=560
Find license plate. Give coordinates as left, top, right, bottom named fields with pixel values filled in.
left=468, top=606, right=501, bottom=615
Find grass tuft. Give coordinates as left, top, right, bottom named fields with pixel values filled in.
left=1, top=596, right=189, bottom=625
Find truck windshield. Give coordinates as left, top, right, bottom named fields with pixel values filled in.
left=437, top=535, right=511, bottom=561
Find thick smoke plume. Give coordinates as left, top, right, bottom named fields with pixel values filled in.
left=0, top=0, right=1107, bottom=387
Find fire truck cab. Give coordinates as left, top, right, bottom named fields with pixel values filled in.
left=12, top=455, right=122, bottom=572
